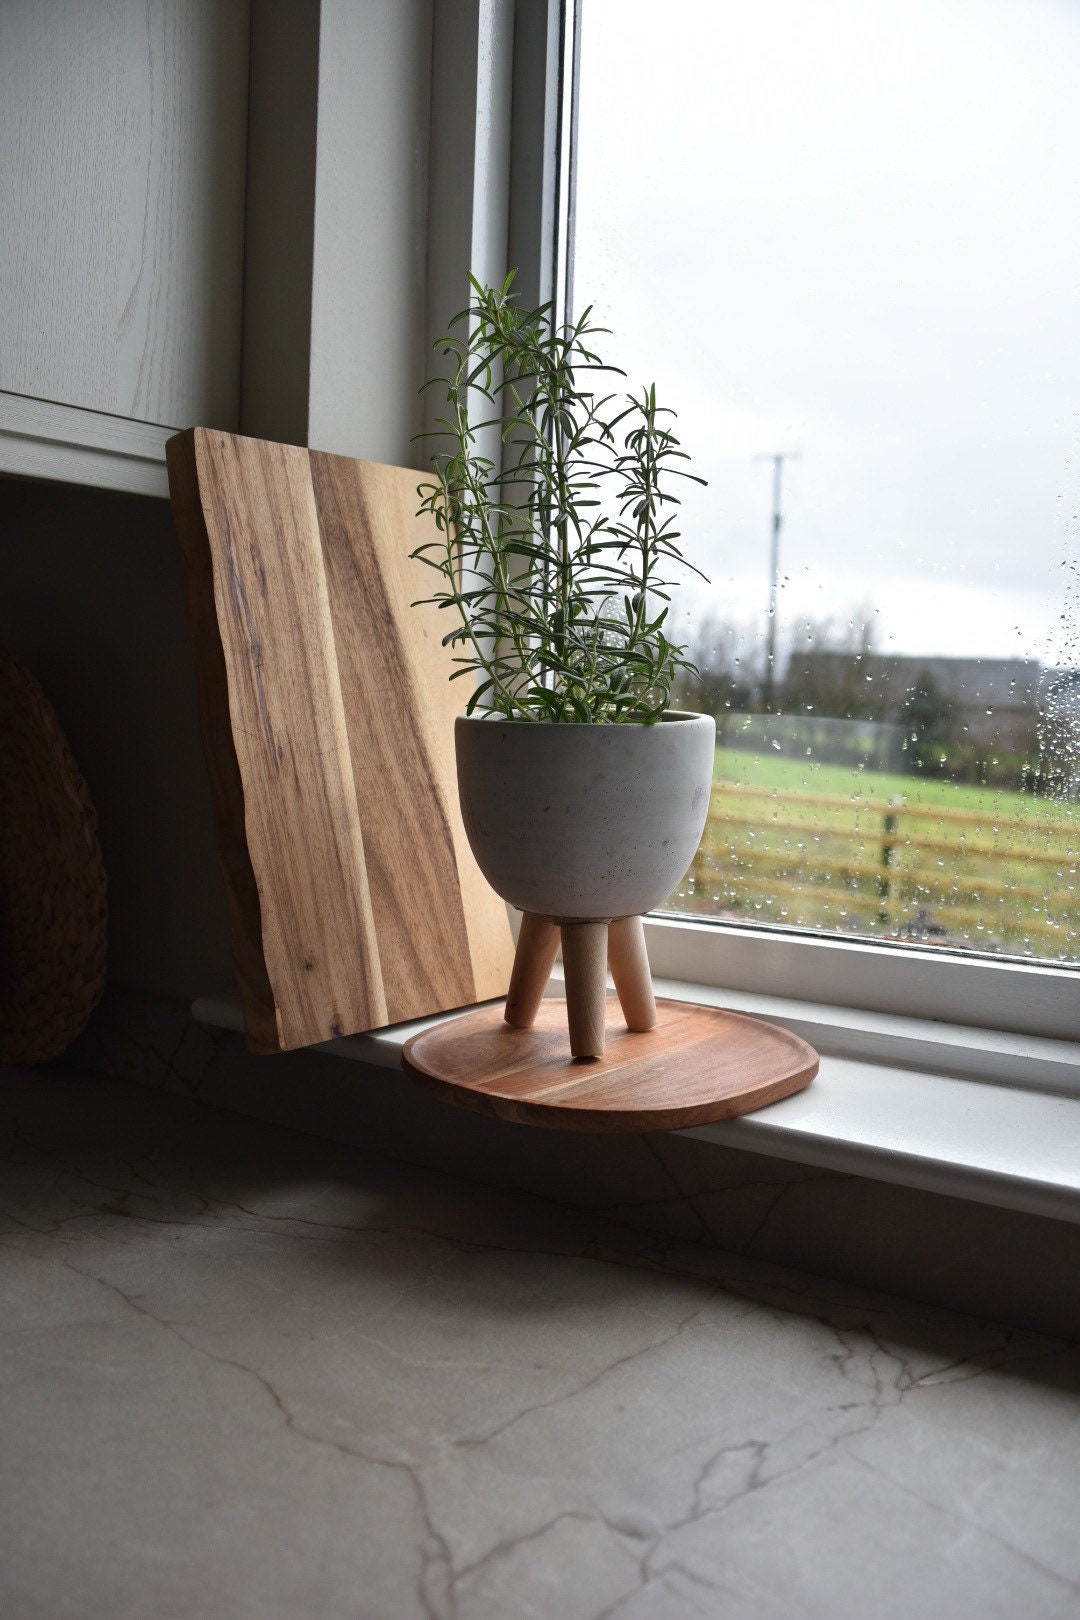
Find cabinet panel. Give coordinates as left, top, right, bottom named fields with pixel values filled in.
left=0, top=0, right=249, bottom=430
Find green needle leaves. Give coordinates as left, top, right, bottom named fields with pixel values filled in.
left=414, top=271, right=707, bottom=724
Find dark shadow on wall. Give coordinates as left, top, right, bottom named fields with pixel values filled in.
left=0, top=473, right=233, bottom=1001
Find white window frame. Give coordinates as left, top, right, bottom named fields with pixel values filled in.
left=425, top=0, right=1079, bottom=1055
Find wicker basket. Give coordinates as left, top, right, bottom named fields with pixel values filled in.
left=0, top=648, right=107, bottom=1064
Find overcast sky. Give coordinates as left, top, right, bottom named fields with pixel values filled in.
left=572, top=0, right=1080, bottom=670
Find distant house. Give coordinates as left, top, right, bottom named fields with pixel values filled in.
left=790, top=653, right=1041, bottom=748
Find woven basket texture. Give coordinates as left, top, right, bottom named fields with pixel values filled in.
left=0, top=648, right=107, bottom=1064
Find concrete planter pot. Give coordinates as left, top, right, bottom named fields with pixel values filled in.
left=455, top=711, right=716, bottom=920
left=455, top=711, right=715, bottom=1061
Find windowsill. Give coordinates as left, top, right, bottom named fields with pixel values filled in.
left=191, top=975, right=1080, bottom=1229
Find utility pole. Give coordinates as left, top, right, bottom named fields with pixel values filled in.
left=755, top=451, right=800, bottom=710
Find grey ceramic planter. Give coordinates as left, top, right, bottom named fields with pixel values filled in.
left=455, top=712, right=716, bottom=920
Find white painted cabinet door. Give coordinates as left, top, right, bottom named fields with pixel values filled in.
left=0, top=0, right=249, bottom=480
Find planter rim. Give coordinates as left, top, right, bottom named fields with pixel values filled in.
left=458, top=709, right=709, bottom=728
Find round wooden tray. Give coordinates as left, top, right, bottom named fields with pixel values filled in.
left=401, top=998, right=818, bottom=1133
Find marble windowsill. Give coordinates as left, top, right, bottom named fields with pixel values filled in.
left=3, top=1067, right=1080, bottom=1620
left=191, top=976, right=1080, bottom=1229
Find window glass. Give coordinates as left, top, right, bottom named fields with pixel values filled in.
left=570, top=0, right=1080, bottom=963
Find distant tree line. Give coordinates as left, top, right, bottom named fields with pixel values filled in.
left=673, top=610, right=1054, bottom=792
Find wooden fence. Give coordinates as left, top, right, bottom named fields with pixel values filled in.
left=687, top=782, right=1079, bottom=958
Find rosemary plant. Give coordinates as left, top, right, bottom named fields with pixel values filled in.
left=413, top=273, right=706, bottom=723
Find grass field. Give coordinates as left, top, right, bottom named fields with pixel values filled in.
left=671, top=747, right=1080, bottom=963
left=711, top=748, right=1077, bottom=826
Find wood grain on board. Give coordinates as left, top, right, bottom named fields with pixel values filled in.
left=167, top=427, right=514, bottom=1053
left=402, top=999, right=819, bottom=1133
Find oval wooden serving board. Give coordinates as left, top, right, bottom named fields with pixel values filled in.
left=401, top=999, right=818, bottom=1133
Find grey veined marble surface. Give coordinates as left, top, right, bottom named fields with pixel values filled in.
left=2, top=1069, right=1079, bottom=1620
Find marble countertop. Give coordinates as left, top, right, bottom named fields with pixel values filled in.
left=2, top=1069, right=1079, bottom=1620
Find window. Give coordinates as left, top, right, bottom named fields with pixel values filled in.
left=421, top=0, right=1079, bottom=1041
left=553, top=0, right=1079, bottom=1031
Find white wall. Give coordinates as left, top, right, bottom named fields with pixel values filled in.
left=241, top=0, right=436, bottom=468
left=307, top=0, right=434, bottom=466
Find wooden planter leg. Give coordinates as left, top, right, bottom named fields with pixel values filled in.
left=504, top=913, right=560, bottom=1029
left=560, top=921, right=609, bottom=1059
left=608, top=915, right=657, bottom=1032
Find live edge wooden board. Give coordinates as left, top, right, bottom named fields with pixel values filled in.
left=167, top=428, right=515, bottom=1053
left=402, top=999, right=819, bottom=1133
